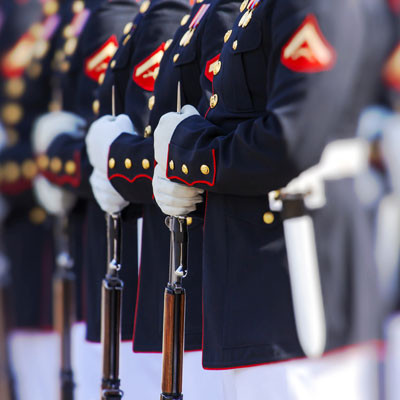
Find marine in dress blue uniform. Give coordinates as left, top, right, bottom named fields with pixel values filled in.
left=152, top=0, right=392, bottom=386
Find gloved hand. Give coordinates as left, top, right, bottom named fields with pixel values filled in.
left=33, top=176, right=77, bottom=216
left=152, top=164, right=203, bottom=216
left=89, top=168, right=128, bottom=214
left=154, top=105, right=199, bottom=170
left=32, top=111, right=86, bottom=154
left=86, top=114, right=135, bottom=173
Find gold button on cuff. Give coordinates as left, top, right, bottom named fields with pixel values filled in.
left=148, top=95, right=155, bottom=110
left=123, top=34, right=131, bottom=46
left=50, top=157, right=62, bottom=173
left=142, top=159, right=150, bottom=169
left=181, top=164, right=188, bottom=175
left=110, top=60, right=117, bottom=69
left=213, top=60, right=221, bottom=75
left=209, top=94, right=218, bottom=108
left=72, top=0, right=85, bottom=13
left=263, top=212, right=275, bottom=225
left=22, top=159, right=38, bottom=179
left=232, top=40, right=238, bottom=50
left=5, top=78, right=25, bottom=99
left=173, top=53, right=180, bottom=63
left=29, top=207, right=47, bottom=224
left=92, top=99, right=100, bottom=115
left=4, top=162, right=20, bottom=182
left=186, top=216, right=192, bottom=225
left=37, top=155, right=49, bottom=170
left=125, top=158, right=132, bottom=169
left=180, top=14, right=190, bottom=26
left=169, top=160, right=175, bottom=170
left=65, top=160, right=77, bottom=175
left=224, top=30, right=232, bottom=43
left=200, top=164, right=210, bottom=175
left=28, top=62, right=42, bottom=78
left=2, top=103, right=23, bottom=125
left=140, top=0, right=150, bottom=13
left=98, top=72, right=105, bottom=85
left=123, top=22, right=133, bottom=35
left=164, top=39, right=173, bottom=51
left=240, top=0, right=248, bottom=12
left=44, top=0, right=59, bottom=16
left=59, top=60, right=70, bottom=73
left=144, top=125, right=152, bottom=138
left=109, top=158, right=116, bottom=169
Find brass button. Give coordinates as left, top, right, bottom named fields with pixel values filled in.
left=110, top=60, right=117, bottom=69
left=180, top=14, right=190, bottom=26
left=64, top=37, right=78, bottom=55
left=209, top=94, right=218, bottom=108
left=37, top=155, right=49, bottom=170
left=263, top=212, right=275, bottom=224
left=200, top=164, right=210, bottom=175
left=125, top=158, right=132, bottom=169
left=50, top=157, right=62, bottom=173
left=213, top=60, right=221, bottom=75
left=164, top=39, right=173, bottom=51
left=28, top=62, right=42, bottom=78
left=169, top=160, right=175, bottom=170
left=173, top=53, right=179, bottom=63
left=144, top=125, right=152, bottom=137
left=72, top=0, right=85, bottom=13
left=63, top=25, right=73, bottom=38
left=186, top=216, right=192, bottom=225
left=123, top=22, right=133, bottom=35
left=34, top=40, right=49, bottom=59
left=224, top=30, right=232, bottom=43
left=98, top=72, right=105, bottom=85
left=5, top=78, right=25, bottom=99
left=181, top=164, right=188, bottom=174
left=148, top=95, right=155, bottom=110
left=140, top=0, right=150, bottom=13
left=123, top=34, right=131, bottom=46
left=232, top=40, right=238, bottom=50
left=59, top=60, right=70, bottom=73
left=142, top=159, right=150, bottom=170
left=65, top=160, right=76, bottom=175
left=92, top=99, right=100, bottom=115
left=240, top=0, right=248, bottom=12
left=108, top=158, right=116, bottom=169
left=2, top=103, right=23, bottom=125
left=4, top=162, right=20, bottom=182
left=44, top=0, right=59, bottom=16
left=29, top=207, right=47, bottom=224
left=22, top=159, right=37, bottom=179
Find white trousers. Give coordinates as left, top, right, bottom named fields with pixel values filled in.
left=221, top=343, right=379, bottom=400
left=8, top=329, right=59, bottom=400
left=385, top=313, right=400, bottom=400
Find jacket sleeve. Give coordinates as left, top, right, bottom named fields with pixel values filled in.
left=166, top=1, right=383, bottom=195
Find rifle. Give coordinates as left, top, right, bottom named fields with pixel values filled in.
left=53, top=216, right=76, bottom=400
left=101, top=213, right=124, bottom=399
left=160, top=216, right=187, bottom=400
left=0, top=253, right=15, bottom=400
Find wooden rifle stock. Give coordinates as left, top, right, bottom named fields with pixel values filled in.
left=101, top=214, right=123, bottom=399
left=0, top=255, right=15, bottom=400
left=53, top=216, right=76, bottom=400
left=161, top=216, right=188, bottom=400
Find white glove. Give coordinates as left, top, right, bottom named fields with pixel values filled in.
left=33, top=176, right=76, bottom=216
left=32, top=111, right=86, bottom=154
left=152, top=164, right=203, bottom=216
left=86, top=114, right=135, bottom=174
left=154, top=105, right=199, bottom=170
left=382, top=114, right=400, bottom=194
left=89, top=168, right=128, bottom=214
